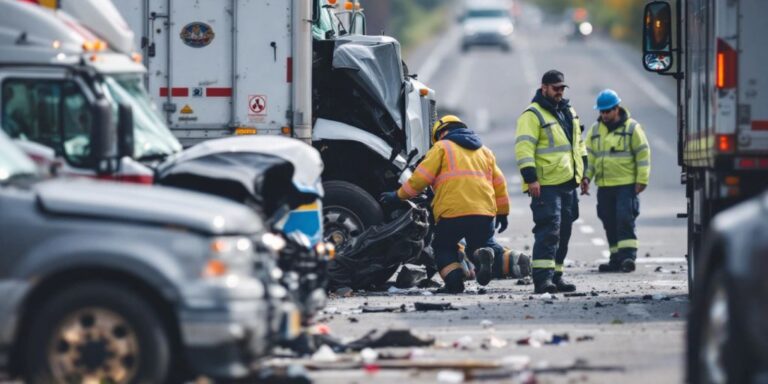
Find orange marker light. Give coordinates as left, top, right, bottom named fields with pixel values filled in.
left=344, top=1, right=354, bottom=10
left=203, top=259, right=228, bottom=277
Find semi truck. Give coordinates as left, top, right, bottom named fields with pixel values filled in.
left=642, top=0, right=768, bottom=291
left=108, top=0, right=437, bottom=249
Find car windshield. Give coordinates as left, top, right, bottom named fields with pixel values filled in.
left=467, top=9, right=508, bottom=19
left=102, top=75, right=182, bottom=160
left=0, top=133, right=37, bottom=182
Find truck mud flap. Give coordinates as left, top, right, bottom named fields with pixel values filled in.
left=327, top=203, right=430, bottom=290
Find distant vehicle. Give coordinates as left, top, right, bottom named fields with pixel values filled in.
left=566, top=7, right=592, bottom=41
left=459, top=0, right=514, bottom=52
left=0, top=130, right=288, bottom=383
left=687, top=192, right=768, bottom=383
left=642, top=0, right=768, bottom=291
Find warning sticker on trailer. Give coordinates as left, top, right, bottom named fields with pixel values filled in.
left=248, top=95, right=267, bottom=116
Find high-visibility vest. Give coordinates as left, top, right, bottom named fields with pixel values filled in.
left=585, top=113, right=651, bottom=187
left=515, top=103, right=586, bottom=192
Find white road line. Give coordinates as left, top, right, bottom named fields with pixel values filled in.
left=416, top=27, right=459, bottom=83
left=444, top=54, right=474, bottom=108
left=597, top=257, right=686, bottom=264
left=517, top=33, right=538, bottom=90
left=579, top=225, right=595, bottom=234
left=476, top=108, right=490, bottom=133
left=591, top=238, right=606, bottom=246
left=594, top=39, right=676, bottom=116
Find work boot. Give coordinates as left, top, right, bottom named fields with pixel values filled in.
left=598, top=255, right=621, bottom=273
left=620, top=258, right=636, bottom=273
left=474, top=247, right=494, bottom=286
left=533, top=278, right=558, bottom=294
left=552, top=273, right=576, bottom=292
left=436, top=269, right=465, bottom=294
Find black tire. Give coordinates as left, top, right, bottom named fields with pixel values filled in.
left=687, top=269, right=748, bottom=384
left=24, top=281, right=171, bottom=384
left=322, top=180, right=384, bottom=248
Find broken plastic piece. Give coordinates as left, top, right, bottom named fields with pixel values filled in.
left=311, top=345, right=338, bottom=362
left=415, top=302, right=458, bottom=311
left=437, top=370, right=465, bottom=383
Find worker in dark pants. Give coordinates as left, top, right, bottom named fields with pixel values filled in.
left=515, top=70, right=587, bottom=294
left=380, top=115, right=510, bottom=293
left=581, top=89, right=651, bottom=272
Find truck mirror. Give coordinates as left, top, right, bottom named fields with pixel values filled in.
left=117, top=102, right=134, bottom=158
left=312, top=0, right=321, bottom=23
left=351, top=12, right=366, bottom=35
left=642, top=1, right=673, bottom=72
left=90, top=98, right=117, bottom=170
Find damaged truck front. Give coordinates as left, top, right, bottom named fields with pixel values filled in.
left=109, top=0, right=437, bottom=254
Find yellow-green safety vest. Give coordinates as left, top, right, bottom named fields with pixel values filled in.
left=584, top=114, right=651, bottom=187
left=514, top=103, right=586, bottom=192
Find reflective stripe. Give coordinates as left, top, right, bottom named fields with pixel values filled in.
left=493, top=176, right=505, bottom=186
left=440, top=262, right=463, bottom=279
left=401, top=181, right=419, bottom=197
left=633, top=144, right=649, bottom=153
left=516, top=135, right=538, bottom=145
left=532, top=259, right=556, bottom=269
left=443, top=141, right=457, bottom=171
left=591, top=150, right=633, bottom=158
left=415, top=165, right=436, bottom=184
left=503, top=249, right=511, bottom=277
left=636, top=160, right=650, bottom=167
left=627, top=121, right=637, bottom=137
left=617, top=239, right=638, bottom=249
left=434, top=170, right=488, bottom=187
left=496, top=195, right=510, bottom=206
left=543, top=125, right=556, bottom=147
left=609, top=245, right=618, bottom=253
left=517, top=157, right=535, bottom=166
left=555, top=264, right=564, bottom=273
left=526, top=107, right=548, bottom=127
left=538, top=144, right=572, bottom=154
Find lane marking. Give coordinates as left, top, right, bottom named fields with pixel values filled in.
left=597, top=257, right=686, bottom=264
left=591, top=238, right=606, bottom=246
left=476, top=108, right=490, bottom=133
left=516, top=32, right=538, bottom=90
left=593, top=39, right=676, bottom=116
left=579, top=225, right=595, bottom=234
left=416, top=27, right=459, bottom=83
left=444, top=53, right=475, bottom=108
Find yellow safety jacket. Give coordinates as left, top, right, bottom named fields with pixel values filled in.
left=397, top=140, right=509, bottom=221
left=515, top=103, right=586, bottom=192
left=585, top=109, right=651, bottom=187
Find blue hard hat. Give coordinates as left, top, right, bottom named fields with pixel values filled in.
left=594, top=89, right=621, bottom=111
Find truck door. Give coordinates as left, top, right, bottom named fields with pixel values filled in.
left=737, top=0, right=768, bottom=154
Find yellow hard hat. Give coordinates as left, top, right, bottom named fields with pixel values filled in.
left=432, top=115, right=464, bottom=144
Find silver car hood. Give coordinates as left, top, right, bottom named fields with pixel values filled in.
left=35, top=179, right=263, bottom=235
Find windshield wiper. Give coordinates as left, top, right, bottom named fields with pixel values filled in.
left=136, top=153, right=170, bottom=162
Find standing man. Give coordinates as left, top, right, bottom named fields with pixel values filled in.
left=581, top=89, right=651, bottom=273
left=515, top=70, right=586, bottom=294
left=380, top=115, right=510, bottom=293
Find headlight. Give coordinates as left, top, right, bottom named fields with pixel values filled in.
left=203, top=236, right=255, bottom=279
left=261, top=232, right=287, bottom=252
left=499, top=23, right=514, bottom=36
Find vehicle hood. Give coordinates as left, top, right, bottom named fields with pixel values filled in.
left=35, top=179, right=263, bottom=235
left=463, top=18, right=512, bottom=34
left=155, top=136, right=323, bottom=219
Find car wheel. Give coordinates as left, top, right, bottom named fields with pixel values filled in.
left=24, top=282, right=171, bottom=384
left=322, top=181, right=384, bottom=250
left=688, top=269, right=748, bottom=384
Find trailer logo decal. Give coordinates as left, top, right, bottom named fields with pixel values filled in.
left=180, top=22, right=215, bottom=48
left=248, top=95, right=267, bottom=115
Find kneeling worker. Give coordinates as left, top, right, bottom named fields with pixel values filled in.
left=380, top=116, right=510, bottom=293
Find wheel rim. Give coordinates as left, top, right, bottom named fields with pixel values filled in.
left=48, top=307, right=140, bottom=384
left=323, top=205, right=365, bottom=249
left=702, top=284, right=729, bottom=384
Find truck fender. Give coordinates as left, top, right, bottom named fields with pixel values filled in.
left=312, top=118, right=408, bottom=170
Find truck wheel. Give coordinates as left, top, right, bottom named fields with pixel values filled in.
left=322, top=181, right=384, bottom=249
left=24, top=282, right=171, bottom=384
left=687, top=270, right=747, bottom=384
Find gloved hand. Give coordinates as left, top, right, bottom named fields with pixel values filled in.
left=495, top=215, right=508, bottom=233
left=378, top=191, right=400, bottom=206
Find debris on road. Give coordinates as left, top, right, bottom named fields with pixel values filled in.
left=395, top=265, right=428, bottom=289
left=453, top=335, right=474, bottom=350
left=516, top=329, right=570, bottom=347
left=481, top=335, right=508, bottom=349
left=564, top=292, right=588, bottom=297
left=480, top=319, right=494, bottom=329
left=516, top=277, right=533, bottom=285
left=311, top=345, right=338, bottom=363
left=437, top=370, right=465, bottom=383
left=360, top=304, right=406, bottom=313
left=415, top=302, right=458, bottom=311
left=255, top=364, right=313, bottom=384
left=349, top=329, right=435, bottom=349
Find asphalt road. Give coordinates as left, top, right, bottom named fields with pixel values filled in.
left=301, top=5, right=689, bottom=384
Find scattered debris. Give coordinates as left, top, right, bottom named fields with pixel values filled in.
left=516, top=277, right=533, bottom=285
left=415, top=302, right=458, bottom=311
left=453, top=336, right=474, bottom=350
left=481, top=335, right=508, bottom=349
left=564, top=292, right=587, bottom=297
left=255, top=364, right=312, bottom=384
left=348, top=317, right=359, bottom=323
left=348, top=329, right=435, bottom=349
left=595, top=302, right=605, bottom=308
left=539, top=292, right=553, bottom=300
left=360, top=348, right=378, bottom=363
left=477, top=288, right=488, bottom=294
left=591, top=291, right=600, bottom=297
left=360, top=304, right=406, bottom=313
left=311, top=345, right=338, bottom=362
left=395, top=265, right=428, bottom=289
left=480, top=319, right=494, bottom=329
left=333, top=287, right=354, bottom=297
left=576, top=335, right=595, bottom=342
left=516, top=329, right=569, bottom=347
left=437, top=370, right=465, bottom=383
left=671, top=312, right=681, bottom=318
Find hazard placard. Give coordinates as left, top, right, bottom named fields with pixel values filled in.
left=248, top=95, right=267, bottom=116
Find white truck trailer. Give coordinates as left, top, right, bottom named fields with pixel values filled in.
left=109, top=0, right=438, bottom=249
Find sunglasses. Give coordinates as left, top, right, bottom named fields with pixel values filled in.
left=551, top=85, right=566, bottom=92
left=599, top=108, right=616, bottom=114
